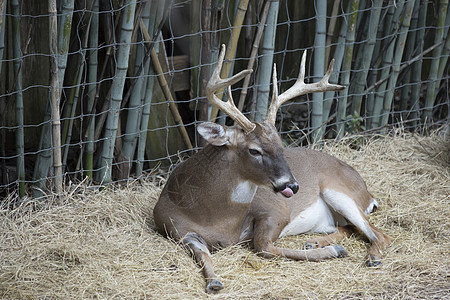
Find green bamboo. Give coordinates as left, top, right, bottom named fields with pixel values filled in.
left=33, top=0, right=74, bottom=197
left=350, top=0, right=369, bottom=78
left=365, top=2, right=388, bottom=129
left=337, top=0, right=360, bottom=138
left=355, top=0, right=366, bottom=37
left=59, top=0, right=77, bottom=150
left=189, top=0, right=201, bottom=117
left=423, top=0, right=448, bottom=124
left=311, top=0, right=327, bottom=143
left=57, top=0, right=75, bottom=86
left=84, top=0, right=99, bottom=179
left=324, top=0, right=341, bottom=65
left=407, top=0, right=427, bottom=128
left=434, top=6, right=450, bottom=101
left=98, top=0, right=137, bottom=183
left=349, top=0, right=383, bottom=116
left=62, top=11, right=94, bottom=173
left=122, top=27, right=147, bottom=164
left=399, top=0, right=421, bottom=122
left=49, top=0, right=63, bottom=195
left=322, top=2, right=348, bottom=131
left=0, top=0, right=6, bottom=185
left=11, top=0, right=25, bottom=197
left=209, top=0, right=250, bottom=121
left=0, top=0, right=5, bottom=80
left=136, top=2, right=163, bottom=176
left=379, top=0, right=415, bottom=131
left=255, top=0, right=279, bottom=122
left=371, top=0, right=405, bottom=130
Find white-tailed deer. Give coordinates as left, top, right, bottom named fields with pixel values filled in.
left=153, top=45, right=390, bottom=293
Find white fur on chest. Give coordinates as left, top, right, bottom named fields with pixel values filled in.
left=231, top=181, right=258, bottom=204
left=279, top=196, right=337, bottom=237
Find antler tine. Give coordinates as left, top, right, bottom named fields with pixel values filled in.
left=206, top=44, right=255, bottom=133
left=266, top=64, right=280, bottom=124
left=266, top=50, right=345, bottom=125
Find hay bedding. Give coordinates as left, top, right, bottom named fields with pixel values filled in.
left=1, top=132, right=449, bottom=299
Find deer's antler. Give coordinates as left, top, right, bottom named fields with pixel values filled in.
left=266, top=50, right=345, bottom=125
left=206, top=44, right=255, bottom=133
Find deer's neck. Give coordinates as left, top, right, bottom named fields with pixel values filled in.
left=189, top=144, right=258, bottom=204
left=231, top=181, right=258, bottom=204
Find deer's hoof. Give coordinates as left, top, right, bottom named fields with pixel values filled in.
left=304, top=241, right=319, bottom=250
left=332, top=245, right=348, bottom=258
left=366, top=256, right=382, bottom=267
left=206, top=279, right=224, bottom=294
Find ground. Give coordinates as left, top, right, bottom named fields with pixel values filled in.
left=1, top=130, right=449, bottom=299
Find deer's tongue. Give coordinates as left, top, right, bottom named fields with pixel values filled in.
left=280, top=187, right=294, bottom=198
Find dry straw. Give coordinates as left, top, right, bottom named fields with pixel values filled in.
left=1, top=130, right=449, bottom=299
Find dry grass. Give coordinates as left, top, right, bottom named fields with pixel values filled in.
left=1, top=131, right=449, bottom=299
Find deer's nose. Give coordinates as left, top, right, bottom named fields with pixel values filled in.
left=287, top=182, right=299, bottom=194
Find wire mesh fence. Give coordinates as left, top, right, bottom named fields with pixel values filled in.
left=0, top=0, right=449, bottom=199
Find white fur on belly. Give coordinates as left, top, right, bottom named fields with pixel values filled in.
left=279, top=196, right=337, bottom=237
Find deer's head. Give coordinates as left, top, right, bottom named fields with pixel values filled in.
left=199, top=45, right=344, bottom=198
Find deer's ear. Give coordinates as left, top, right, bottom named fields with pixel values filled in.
left=197, top=122, right=230, bottom=146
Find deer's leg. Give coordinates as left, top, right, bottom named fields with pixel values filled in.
left=304, top=226, right=354, bottom=249
left=252, top=215, right=348, bottom=261
left=366, top=223, right=391, bottom=267
left=321, top=189, right=391, bottom=266
left=182, top=233, right=223, bottom=294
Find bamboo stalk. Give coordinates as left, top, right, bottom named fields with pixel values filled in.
left=410, top=0, right=428, bottom=128
left=140, top=19, right=193, bottom=150
left=322, top=3, right=348, bottom=132
left=364, top=42, right=441, bottom=95
left=371, top=0, right=405, bottom=130
left=11, top=0, right=25, bottom=197
left=423, top=0, right=448, bottom=124
left=122, top=26, right=147, bottom=164
left=349, top=0, right=383, bottom=116
left=311, top=0, right=327, bottom=143
left=49, top=0, right=63, bottom=195
left=84, top=0, right=99, bottom=179
left=434, top=6, right=450, bottom=101
left=337, top=0, right=360, bottom=138
left=57, top=0, right=75, bottom=86
left=0, top=0, right=6, bottom=186
left=0, top=0, right=5, bottom=81
left=349, top=0, right=368, bottom=81
left=324, top=0, right=341, bottom=64
left=122, top=1, right=154, bottom=170
left=365, top=1, right=388, bottom=129
left=136, top=0, right=163, bottom=176
left=378, top=0, right=415, bottom=131
left=62, top=11, right=94, bottom=173
left=198, top=0, right=212, bottom=123
left=98, top=0, right=137, bottom=184
left=399, top=0, right=421, bottom=122
left=237, top=0, right=270, bottom=113
left=85, top=1, right=126, bottom=170
left=33, top=0, right=74, bottom=197
left=209, top=0, right=250, bottom=121
left=206, top=1, right=223, bottom=123
left=189, top=0, right=201, bottom=116
left=255, top=0, right=278, bottom=122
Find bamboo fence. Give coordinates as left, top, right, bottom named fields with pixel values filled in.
left=0, top=0, right=448, bottom=198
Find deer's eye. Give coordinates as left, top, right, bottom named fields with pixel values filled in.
left=249, top=148, right=262, bottom=156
